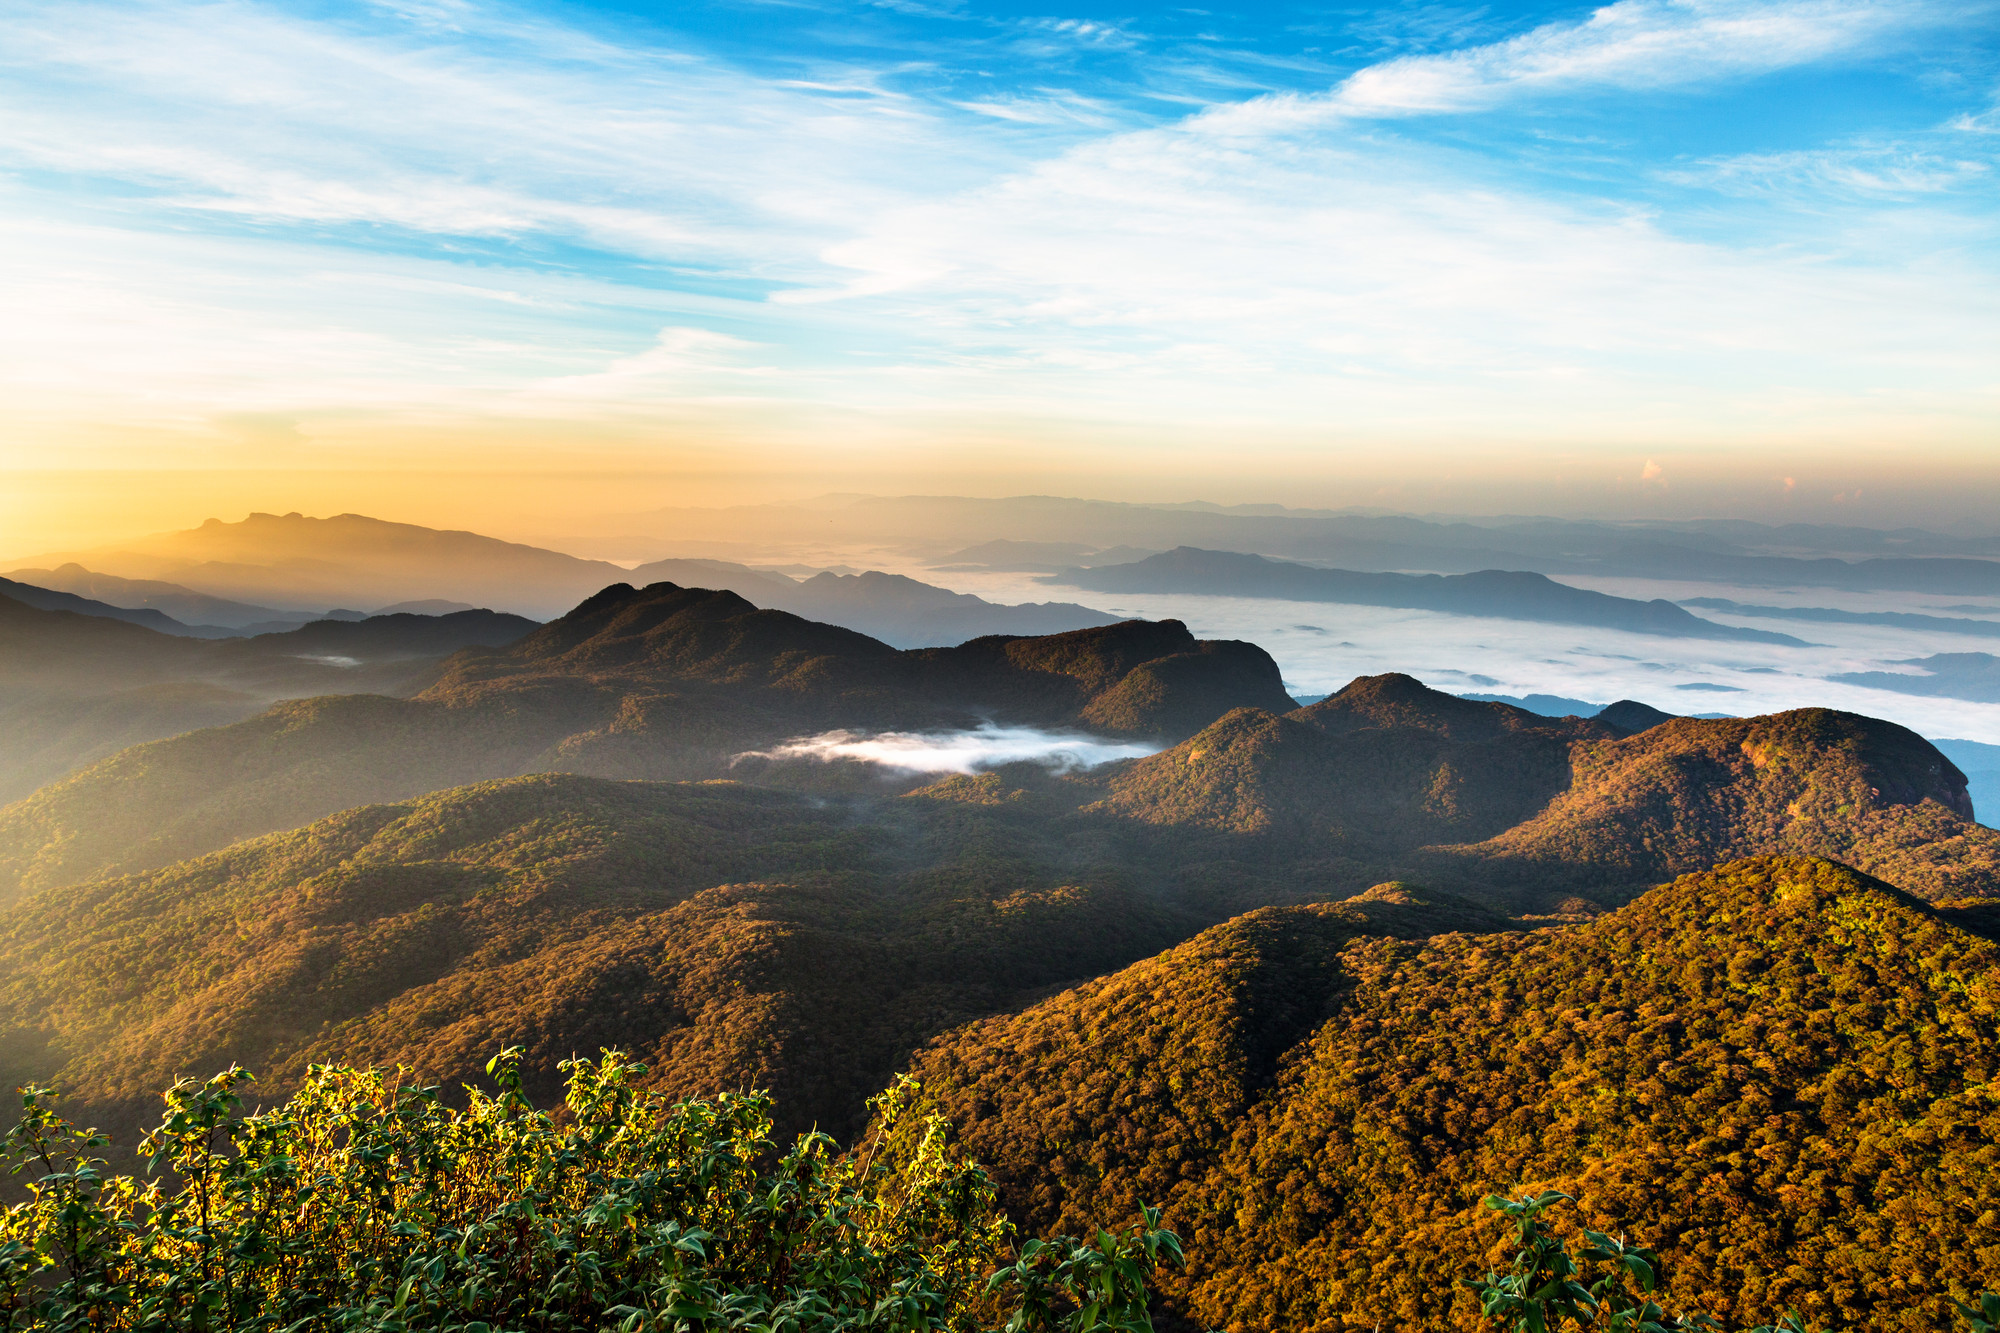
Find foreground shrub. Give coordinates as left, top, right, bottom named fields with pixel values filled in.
left=0, top=1050, right=1181, bottom=1332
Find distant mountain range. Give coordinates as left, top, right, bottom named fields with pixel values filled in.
left=1833, top=651, right=2000, bottom=703
left=7, top=513, right=1119, bottom=645
left=627, top=558, right=1118, bottom=646
left=1682, top=596, right=2000, bottom=639
left=600, top=494, right=2000, bottom=593
left=0, top=574, right=225, bottom=635
left=1049, top=547, right=1806, bottom=642
left=3, top=564, right=309, bottom=631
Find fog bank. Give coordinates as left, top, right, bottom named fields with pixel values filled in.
left=738, top=724, right=1159, bottom=775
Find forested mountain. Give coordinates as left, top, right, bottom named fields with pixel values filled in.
left=912, top=856, right=2000, bottom=1332
left=1, top=677, right=1990, bottom=1153
left=0, top=595, right=538, bottom=805
left=0, top=770, right=1217, bottom=1147
left=3, top=604, right=1990, bottom=916
left=1098, top=673, right=1993, bottom=907
left=6, top=764, right=1990, bottom=1328
left=0, top=586, right=1289, bottom=899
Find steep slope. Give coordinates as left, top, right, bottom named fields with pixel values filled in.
left=0, top=772, right=1205, bottom=1148
left=913, top=856, right=2000, bottom=1332
left=0, top=586, right=1287, bottom=899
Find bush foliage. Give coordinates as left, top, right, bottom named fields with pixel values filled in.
left=0, top=1050, right=1180, bottom=1332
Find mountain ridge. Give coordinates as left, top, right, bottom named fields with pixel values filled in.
left=13, top=514, right=1123, bottom=645
left=1051, top=547, right=1806, bottom=642
left=0, top=585, right=1292, bottom=898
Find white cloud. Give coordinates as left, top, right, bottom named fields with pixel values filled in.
left=0, top=0, right=1995, bottom=460
left=736, top=723, right=1160, bottom=773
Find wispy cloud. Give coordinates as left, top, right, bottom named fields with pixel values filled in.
left=0, top=0, right=1995, bottom=478
left=1670, top=143, right=1996, bottom=198
left=1199, top=0, right=1967, bottom=132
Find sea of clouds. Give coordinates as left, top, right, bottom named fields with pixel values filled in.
left=898, top=562, right=2000, bottom=748
left=737, top=722, right=1159, bottom=775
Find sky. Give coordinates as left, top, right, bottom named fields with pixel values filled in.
left=3, top=0, right=1999, bottom=546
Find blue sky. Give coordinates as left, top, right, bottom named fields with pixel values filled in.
left=2, top=0, right=1998, bottom=530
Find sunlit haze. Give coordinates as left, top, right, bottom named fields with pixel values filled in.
left=4, top=0, right=1999, bottom=545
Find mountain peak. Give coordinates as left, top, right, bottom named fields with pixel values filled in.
left=1300, top=672, right=1605, bottom=742
left=1597, top=698, right=1680, bottom=733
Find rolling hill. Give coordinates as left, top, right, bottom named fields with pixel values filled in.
left=4, top=600, right=1993, bottom=919
left=1096, top=673, right=1995, bottom=907
left=0, top=585, right=1291, bottom=899
left=0, top=594, right=539, bottom=804
left=911, top=855, right=2000, bottom=1331
left=0, top=770, right=1223, bottom=1148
